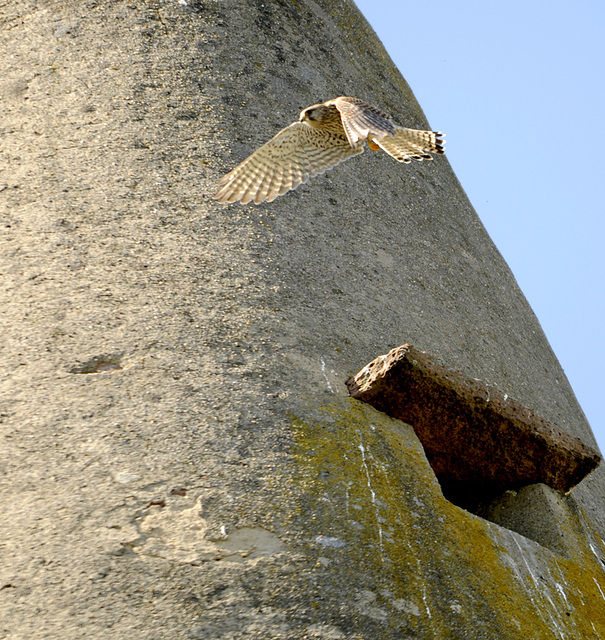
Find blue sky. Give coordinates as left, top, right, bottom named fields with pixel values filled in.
left=353, top=0, right=605, bottom=451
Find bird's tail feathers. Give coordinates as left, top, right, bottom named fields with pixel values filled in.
left=373, top=128, right=445, bottom=163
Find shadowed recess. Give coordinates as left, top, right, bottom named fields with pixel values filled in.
left=346, top=344, right=601, bottom=513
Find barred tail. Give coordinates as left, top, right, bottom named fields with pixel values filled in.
left=372, top=128, right=445, bottom=163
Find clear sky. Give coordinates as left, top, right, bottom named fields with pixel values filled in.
left=353, top=0, right=605, bottom=451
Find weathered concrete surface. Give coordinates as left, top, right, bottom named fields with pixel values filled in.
left=484, top=483, right=589, bottom=558
left=346, top=343, right=601, bottom=509
left=2, top=1, right=605, bottom=638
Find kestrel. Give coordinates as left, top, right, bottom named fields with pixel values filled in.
left=213, top=96, right=445, bottom=205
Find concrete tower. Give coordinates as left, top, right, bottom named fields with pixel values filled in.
left=1, top=1, right=604, bottom=638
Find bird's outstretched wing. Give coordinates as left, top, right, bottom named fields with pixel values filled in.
left=333, top=96, right=445, bottom=163
left=213, top=122, right=362, bottom=204
left=372, top=128, right=445, bottom=163
left=332, top=96, right=397, bottom=147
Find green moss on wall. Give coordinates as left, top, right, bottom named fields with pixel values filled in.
left=291, top=398, right=605, bottom=638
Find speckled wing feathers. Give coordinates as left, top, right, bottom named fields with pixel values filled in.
left=213, top=122, right=362, bottom=204
left=333, top=96, right=397, bottom=147
left=213, top=96, right=445, bottom=204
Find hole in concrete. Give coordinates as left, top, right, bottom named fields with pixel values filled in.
left=347, top=343, right=601, bottom=552
left=69, top=353, right=123, bottom=374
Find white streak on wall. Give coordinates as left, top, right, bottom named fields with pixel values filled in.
left=512, top=537, right=567, bottom=639
left=320, top=358, right=334, bottom=393
left=358, top=438, right=384, bottom=559
left=593, top=578, right=605, bottom=603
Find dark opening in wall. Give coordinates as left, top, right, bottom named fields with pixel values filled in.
left=346, top=343, right=601, bottom=549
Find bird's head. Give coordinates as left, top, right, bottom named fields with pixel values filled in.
left=300, top=104, right=328, bottom=126
left=299, top=107, right=316, bottom=122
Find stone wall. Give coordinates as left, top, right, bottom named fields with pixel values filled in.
left=1, top=1, right=604, bottom=638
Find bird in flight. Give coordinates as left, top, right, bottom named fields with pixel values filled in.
left=213, top=96, right=445, bottom=205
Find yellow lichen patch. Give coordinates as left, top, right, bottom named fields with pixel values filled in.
left=291, top=399, right=605, bottom=638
